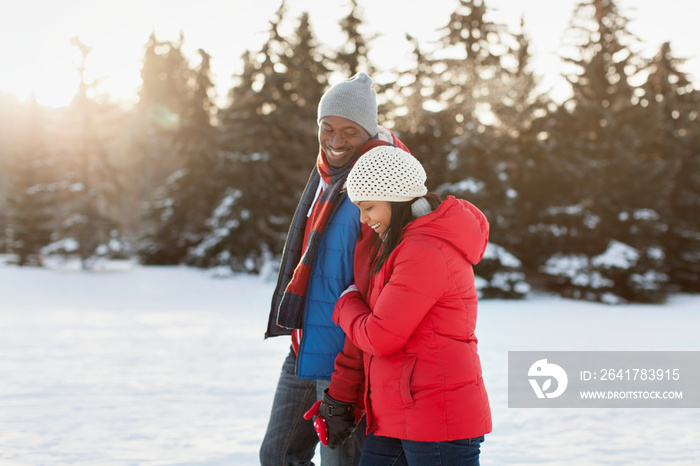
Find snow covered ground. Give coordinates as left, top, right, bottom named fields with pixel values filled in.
left=1, top=261, right=699, bottom=465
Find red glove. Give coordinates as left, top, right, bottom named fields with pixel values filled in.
left=303, top=400, right=328, bottom=446
left=303, top=390, right=356, bottom=449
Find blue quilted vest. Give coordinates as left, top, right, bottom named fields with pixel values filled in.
left=296, top=195, right=360, bottom=379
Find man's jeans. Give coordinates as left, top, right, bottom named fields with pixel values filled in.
left=359, top=433, right=484, bottom=466
left=260, top=347, right=364, bottom=465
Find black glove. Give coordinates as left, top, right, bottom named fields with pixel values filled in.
left=311, top=389, right=357, bottom=449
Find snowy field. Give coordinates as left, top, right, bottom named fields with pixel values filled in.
left=1, top=261, right=699, bottom=465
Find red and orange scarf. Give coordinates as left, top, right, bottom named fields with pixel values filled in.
left=274, top=139, right=390, bottom=330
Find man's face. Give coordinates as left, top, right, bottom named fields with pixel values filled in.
left=318, top=116, right=371, bottom=168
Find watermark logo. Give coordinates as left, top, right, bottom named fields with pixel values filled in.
left=509, top=351, right=699, bottom=408
left=528, top=359, right=568, bottom=399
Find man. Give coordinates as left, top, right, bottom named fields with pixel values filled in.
left=261, top=72, right=409, bottom=465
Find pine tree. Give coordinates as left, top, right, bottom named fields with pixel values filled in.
left=194, top=4, right=329, bottom=272
left=275, top=11, right=329, bottom=181
left=0, top=91, right=22, bottom=255
left=49, top=37, right=124, bottom=268
left=667, top=129, right=700, bottom=292
left=387, top=34, right=457, bottom=186
left=485, top=16, right=555, bottom=288
left=420, top=0, right=514, bottom=189
left=390, top=0, right=508, bottom=185
left=335, top=0, right=375, bottom=77
left=492, top=16, right=549, bottom=140
left=3, top=97, right=56, bottom=265
left=541, top=0, right=669, bottom=302
left=437, top=1, right=535, bottom=296
left=639, top=42, right=700, bottom=292
left=385, top=1, right=534, bottom=298
left=131, top=33, right=191, bottom=241
left=141, top=48, right=220, bottom=265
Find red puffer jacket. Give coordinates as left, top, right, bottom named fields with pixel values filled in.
left=332, top=196, right=492, bottom=441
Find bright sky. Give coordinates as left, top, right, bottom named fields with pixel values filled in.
left=1, top=0, right=698, bottom=108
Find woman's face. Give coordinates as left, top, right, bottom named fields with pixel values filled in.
left=355, top=200, right=392, bottom=240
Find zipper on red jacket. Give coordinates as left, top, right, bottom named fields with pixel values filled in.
left=364, top=354, right=378, bottom=433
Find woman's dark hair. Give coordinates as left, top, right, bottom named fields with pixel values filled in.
left=369, top=192, right=442, bottom=274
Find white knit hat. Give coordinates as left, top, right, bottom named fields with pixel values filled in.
left=346, top=146, right=428, bottom=203
left=317, top=72, right=378, bottom=137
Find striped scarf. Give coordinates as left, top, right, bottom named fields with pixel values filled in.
left=275, top=139, right=390, bottom=330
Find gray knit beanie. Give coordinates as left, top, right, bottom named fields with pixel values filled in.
left=317, top=72, right=378, bottom=137
left=346, top=146, right=428, bottom=203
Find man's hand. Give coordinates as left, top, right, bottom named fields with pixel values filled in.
left=303, top=389, right=357, bottom=449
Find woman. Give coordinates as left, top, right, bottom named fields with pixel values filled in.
left=329, top=145, right=492, bottom=465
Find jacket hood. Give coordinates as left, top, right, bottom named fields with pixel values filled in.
left=403, top=195, right=489, bottom=265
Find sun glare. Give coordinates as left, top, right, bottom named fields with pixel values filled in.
left=0, top=1, right=145, bottom=108
left=24, top=50, right=80, bottom=108
left=0, top=0, right=697, bottom=110
left=2, top=33, right=145, bottom=108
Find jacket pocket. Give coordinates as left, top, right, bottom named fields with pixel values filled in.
left=399, top=354, right=417, bottom=406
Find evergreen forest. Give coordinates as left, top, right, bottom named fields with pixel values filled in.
left=1, top=0, right=698, bottom=304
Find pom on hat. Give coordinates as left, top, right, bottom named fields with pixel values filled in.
left=410, top=197, right=432, bottom=217
left=346, top=146, right=428, bottom=203
left=317, top=72, right=378, bottom=137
